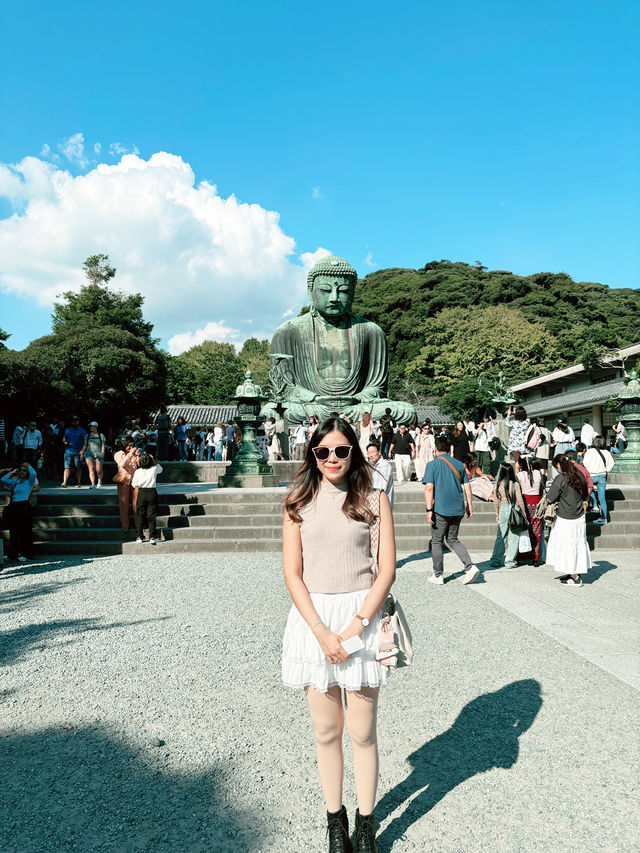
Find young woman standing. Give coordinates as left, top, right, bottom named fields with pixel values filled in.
left=82, top=422, right=106, bottom=488
left=489, top=462, right=527, bottom=569
left=282, top=417, right=396, bottom=852
left=516, top=456, right=545, bottom=566
left=546, top=455, right=591, bottom=587
left=113, top=436, right=137, bottom=533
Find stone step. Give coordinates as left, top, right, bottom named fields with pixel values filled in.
left=122, top=539, right=282, bottom=554
left=27, top=528, right=640, bottom=556
left=32, top=541, right=125, bottom=556
left=32, top=528, right=139, bottom=543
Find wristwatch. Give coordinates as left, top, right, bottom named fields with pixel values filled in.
left=355, top=614, right=370, bottom=627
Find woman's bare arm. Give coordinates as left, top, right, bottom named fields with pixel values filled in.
left=338, top=491, right=396, bottom=642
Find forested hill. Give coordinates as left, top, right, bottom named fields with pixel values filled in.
left=352, top=261, right=640, bottom=415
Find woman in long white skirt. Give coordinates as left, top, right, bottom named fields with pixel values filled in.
left=282, top=416, right=396, bottom=852
left=546, top=454, right=592, bottom=587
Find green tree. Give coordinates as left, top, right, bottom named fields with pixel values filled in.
left=83, top=253, right=116, bottom=286
left=19, top=257, right=166, bottom=425
left=171, top=340, right=244, bottom=404
left=406, top=305, right=560, bottom=398
left=238, top=338, right=270, bottom=389
left=352, top=261, right=640, bottom=404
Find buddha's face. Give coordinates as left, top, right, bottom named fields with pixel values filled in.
left=310, top=275, right=354, bottom=319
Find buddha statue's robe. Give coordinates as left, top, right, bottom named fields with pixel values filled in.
left=265, top=310, right=416, bottom=425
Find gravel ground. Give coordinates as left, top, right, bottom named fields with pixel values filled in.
left=1, top=553, right=638, bottom=853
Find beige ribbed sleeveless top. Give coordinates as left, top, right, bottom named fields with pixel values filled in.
left=300, top=481, right=374, bottom=594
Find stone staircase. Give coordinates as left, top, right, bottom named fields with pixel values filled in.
left=3, top=481, right=639, bottom=556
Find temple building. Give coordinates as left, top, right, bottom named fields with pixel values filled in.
left=510, top=342, right=640, bottom=441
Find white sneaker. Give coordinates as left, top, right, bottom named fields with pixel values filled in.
left=135, top=537, right=145, bottom=544
left=428, top=574, right=444, bottom=585
left=96, top=482, right=102, bottom=488
left=149, top=538, right=158, bottom=545
left=462, top=565, right=480, bottom=584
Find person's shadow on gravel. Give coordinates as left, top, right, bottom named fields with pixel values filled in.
left=376, top=678, right=542, bottom=851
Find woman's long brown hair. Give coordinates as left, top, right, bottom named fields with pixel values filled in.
left=284, top=417, right=374, bottom=524
left=553, top=454, right=588, bottom=499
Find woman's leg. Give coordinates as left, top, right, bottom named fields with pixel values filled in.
left=305, top=685, right=345, bottom=813
left=505, top=524, right=520, bottom=568
left=136, top=491, right=147, bottom=539
left=96, top=459, right=103, bottom=485
left=118, top=483, right=131, bottom=531
left=344, top=687, right=379, bottom=815
left=86, top=458, right=96, bottom=486
left=490, top=507, right=507, bottom=566
left=148, top=492, right=158, bottom=539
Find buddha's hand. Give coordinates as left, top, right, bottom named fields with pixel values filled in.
left=289, top=385, right=319, bottom=403
left=315, top=396, right=359, bottom=406
left=355, top=388, right=382, bottom=403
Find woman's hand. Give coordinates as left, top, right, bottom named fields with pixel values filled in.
left=314, top=626, right=350, bottom=665
left=338, top=618, right=364, bottom=643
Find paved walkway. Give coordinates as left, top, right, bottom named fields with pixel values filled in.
left=1, top=551, right=638, bottom=852
left=397, top=550, right=640, bottom=692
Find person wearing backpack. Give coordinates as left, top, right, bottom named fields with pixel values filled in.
left=534, top=418, right=551, bottom=472
left=379, top=408, right=396, bottom=460
left=583, top=435, right=615, bottom=525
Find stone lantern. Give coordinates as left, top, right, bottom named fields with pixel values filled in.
left=612, top=370, right=640, bottom=473
left=218, top=371, right=279, bottom=488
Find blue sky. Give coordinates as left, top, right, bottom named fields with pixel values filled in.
left=1, top=0, right=638, bottom=352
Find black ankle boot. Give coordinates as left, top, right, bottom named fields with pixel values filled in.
left=355, top=809, right=378, bottom=853
left=354, top=809, right=378, bottom=852
left=327, top=805, right=353, bottom=853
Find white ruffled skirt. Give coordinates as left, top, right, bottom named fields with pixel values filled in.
left=282, top=589, right=388, bottom=693
left=547, top=515, right=592, bottom=575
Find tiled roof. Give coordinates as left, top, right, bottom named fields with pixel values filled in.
left=165, top=403, right=452, bottom=426
left=167, top=405, right=237, bottom=425
left=415, top=405, right=452, bottom=425
left=522, top=379, right=623, bottom=417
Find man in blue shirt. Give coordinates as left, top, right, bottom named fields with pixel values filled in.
left=62, top=416, right=87, bottom=488
left=423, top=435, right=480, bottom=585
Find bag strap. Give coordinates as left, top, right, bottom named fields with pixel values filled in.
left=367, top=489, right=382, bottom=580
left=437, top=455, right=462, bottom=482
left=595, top=448, right=607, bottom=468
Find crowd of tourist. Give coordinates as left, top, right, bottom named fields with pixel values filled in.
left=0, top=404, right=626, bottom=569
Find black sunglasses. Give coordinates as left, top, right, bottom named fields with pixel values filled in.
left=312, top=445, right=353, bottom=461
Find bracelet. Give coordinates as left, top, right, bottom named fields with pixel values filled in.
left=310, top=621, right=323, bottom=633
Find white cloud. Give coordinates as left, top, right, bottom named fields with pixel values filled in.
left=312, top=186, right=323, bottom=199
left=0, top=148, right=330, bottom=349
left=39, top=143, right=59, bottom=161
left=109, top=142, right=140, bottom=157
left=94, top=143, right=102, bottom=154
left=167, top=321, right=243, bottom=355
left=363, top=251, right=375, bottom=269
left=58, top=132, right=89, bottom=168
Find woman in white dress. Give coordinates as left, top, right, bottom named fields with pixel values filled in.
left=282, top=416, right=396, bottom=852
left=546, top=454, right=591, bottom=587
left=357, top=411, right=375, bottom=456
left=414, top=422, right=436, bottom=481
